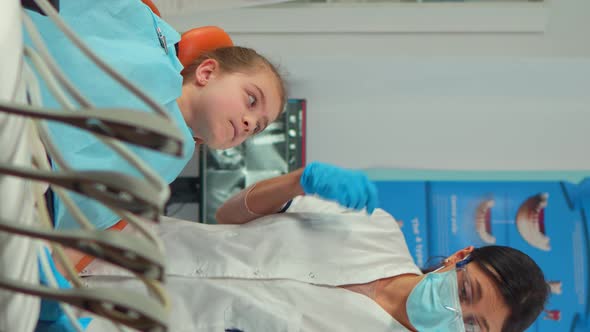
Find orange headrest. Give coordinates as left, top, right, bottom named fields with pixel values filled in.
left=140, top=1, right=233, bottom=68
left=141, top=0, right=161, bottom=17
left=178, top=26, right=234, bottom=68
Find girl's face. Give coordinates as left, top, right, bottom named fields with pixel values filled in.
left=185, top=59, right=282, bottom=150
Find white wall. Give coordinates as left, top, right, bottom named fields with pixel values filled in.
left=168, top=0, right=590, bottom=172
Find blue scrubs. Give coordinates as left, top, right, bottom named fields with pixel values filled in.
left=25, top=0, right=195, bottom=230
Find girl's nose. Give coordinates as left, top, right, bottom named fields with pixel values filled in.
left=242, top=115, right=255, bottom=133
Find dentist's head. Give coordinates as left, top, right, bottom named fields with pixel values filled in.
left=405, top=245, right=549, bottom=332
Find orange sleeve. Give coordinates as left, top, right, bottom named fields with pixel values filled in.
left=74, top=220, right=128, bottom=272
left=178, top=26, right=233, bottom=68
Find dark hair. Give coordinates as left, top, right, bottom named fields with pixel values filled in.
left=470, top=246, right=549, bottom=332
left=181, top=46, right=287, bottom=115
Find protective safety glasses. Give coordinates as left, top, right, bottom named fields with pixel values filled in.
left=431, top=255, right=484, bottom=332
left=456, top=256, right=484, bottom=332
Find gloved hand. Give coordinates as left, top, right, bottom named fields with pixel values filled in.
left=300, top=162, right=379, bottom=214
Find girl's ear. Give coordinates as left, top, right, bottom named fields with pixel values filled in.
left=195, top=58, right=219, bottom=86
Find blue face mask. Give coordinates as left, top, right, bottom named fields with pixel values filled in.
left=406, top=268, right=466, bottom=332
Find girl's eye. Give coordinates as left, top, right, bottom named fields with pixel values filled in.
left=248, top=94, right=257, bottom=107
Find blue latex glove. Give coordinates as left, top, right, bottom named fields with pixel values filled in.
left=300, top=162, right=379, bottom=214
left=36, top=248, right=92, bottom=332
